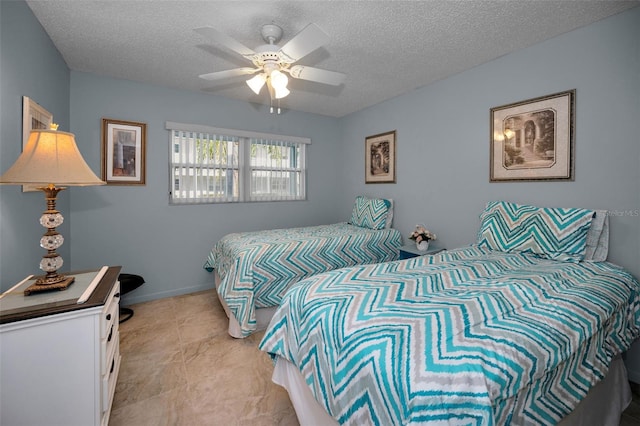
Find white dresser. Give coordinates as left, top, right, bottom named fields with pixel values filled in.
left=0, top=266, right=122, bottom=426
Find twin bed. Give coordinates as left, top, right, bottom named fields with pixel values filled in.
left=254, top=201, right=639, bottom=425
left=205, top=198, right=639, bottom=424
left=204, top=196, right=401, bottom=338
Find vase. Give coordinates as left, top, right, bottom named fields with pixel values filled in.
left=416, top=240, right=429, bottom=251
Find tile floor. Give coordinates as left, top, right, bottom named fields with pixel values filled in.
left=110, top=290, right=640, bottom=426
left=109, top=289, right=297, bottom=425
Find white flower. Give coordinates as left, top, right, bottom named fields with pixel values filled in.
left=409, top=224, right=437, bottom=242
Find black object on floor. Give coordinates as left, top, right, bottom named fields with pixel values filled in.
left=119, top=273, right=145, bottom=323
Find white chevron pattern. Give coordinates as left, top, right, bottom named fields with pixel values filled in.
left=477, top=201, right=595, bottom=262
left=204, top=222, right=402, bottom=337
left=349, top=196, right=392, bottom=230
left=260, top=246, right=640, bottom=425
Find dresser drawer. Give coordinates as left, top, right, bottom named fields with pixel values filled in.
left=101, top=281, right=120, bottom=339
left=102, top=325, right=119, bottom=375
left=102, top=337, right=121, bottom=414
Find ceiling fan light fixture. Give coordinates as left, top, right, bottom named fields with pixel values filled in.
left=246, top=73, right=266, bottom=94
left=274, top=86, right=290, bottom=99
left=270, top=70, right=288, bottom=89
left=196, top=22, right=345, bottom=110
left=270, top=70, right=289, bottom=99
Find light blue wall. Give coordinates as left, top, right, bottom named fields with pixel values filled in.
left=0, top=0, right=70, bottom=288
left=2, top=0, right=639, bottom=377
left=68, top=72, right=342, bottom=303
left=337, top=6, right=640, bottom=381
left=339, top=6, right=640, bottom=281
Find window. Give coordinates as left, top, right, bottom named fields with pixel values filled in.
left=166, top=122, right=309, bottom=204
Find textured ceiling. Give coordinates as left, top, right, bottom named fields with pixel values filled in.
left=26, top=1, right=639, bottom=117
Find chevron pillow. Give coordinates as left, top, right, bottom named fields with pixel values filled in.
left=477, top=201, right=595, bottom=262
left=349, top=196, right=392, bottom=230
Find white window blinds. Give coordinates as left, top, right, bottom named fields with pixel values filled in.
left=166, top=122, right=309, bottom=204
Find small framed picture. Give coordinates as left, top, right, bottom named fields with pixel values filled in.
left=490, top=90, right=575, bottom=182
left=22, top=96, right=53, bottom=192
left=365, top=130, right=396, bottom=184
left=101, top=118, right=146, bottom=185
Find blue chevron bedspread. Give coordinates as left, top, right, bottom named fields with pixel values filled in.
left=259, top=245, right=640, bottom=425
left=204, top=222, right=402, bottom=337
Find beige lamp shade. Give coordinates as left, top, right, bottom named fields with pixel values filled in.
left=0, top=129, right=105, bottom=186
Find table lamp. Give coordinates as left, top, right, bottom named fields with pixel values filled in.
left=0, top=124, right=105, bottom=295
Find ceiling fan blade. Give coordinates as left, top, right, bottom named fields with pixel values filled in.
left=289, top=65, right=346, bottom=86
left=194, top=26, right=255, bottom=58
left=279, top=23, right=330, bottom=62
left=199, top=67, right=258, bottom=81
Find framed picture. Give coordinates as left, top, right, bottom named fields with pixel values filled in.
left=365, top=130, right=396, bottom=184
left=22, top=96, right=53, bottom=192
left=490, top=89, right=575, bottom=182
left=101, top=118, right=146, bottom=185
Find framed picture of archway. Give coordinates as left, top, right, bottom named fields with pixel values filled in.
left=365, top=130, right=396, bottom=184
left=490, top=90, right=575, bottom=182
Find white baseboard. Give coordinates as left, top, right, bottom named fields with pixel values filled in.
left=120, top=283, right=214, bottom=306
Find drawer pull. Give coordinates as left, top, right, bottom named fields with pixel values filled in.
left=107, top=325, right=113, bottom=343
left=110, top=358, right=115, bottom=374
left=106, top=313, right=111, bottom=321
left=115, top=292, right=121, bottom=299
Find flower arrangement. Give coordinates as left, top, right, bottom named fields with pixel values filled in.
left=408, top=224, right=437, bottom=243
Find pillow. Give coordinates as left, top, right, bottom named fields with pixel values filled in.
left=349, top=196, right=392, bottom=230
left=583, top=210, right=609, bottom=261
left=477, top=201, right=594, bottom=262
left=384, top=199, right=394, bottom=229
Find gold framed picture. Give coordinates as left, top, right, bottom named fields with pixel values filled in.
left=490, top=90, right=575, bottom=182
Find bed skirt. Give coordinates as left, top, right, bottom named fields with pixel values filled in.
left=214, top=270, right=277, bottom=338
left=272, top=355, right=631, bottom=426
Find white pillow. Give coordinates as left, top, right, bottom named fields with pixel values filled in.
left=583, top=210, right=609, bottom=261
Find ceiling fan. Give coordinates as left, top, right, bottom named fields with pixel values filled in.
left=194, top=23, right=346, bottom=112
